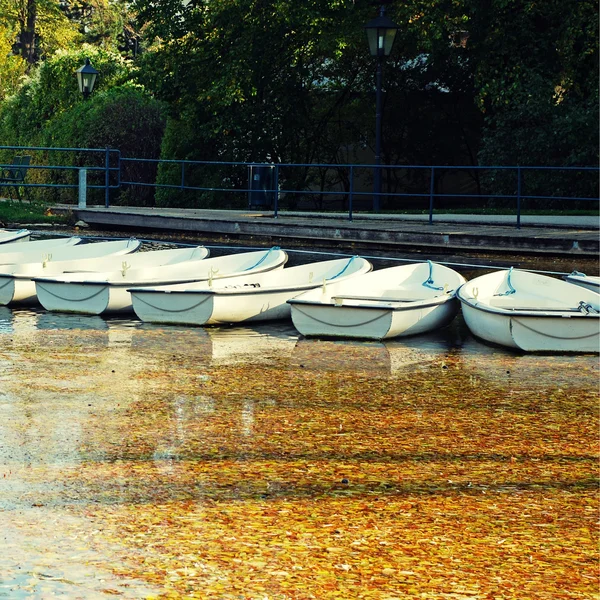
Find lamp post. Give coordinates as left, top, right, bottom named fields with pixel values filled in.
left=364, top=6, right=398, bottom=212
left=76, top=58, right=99, bottom=99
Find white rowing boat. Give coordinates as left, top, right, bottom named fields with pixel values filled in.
left=0, top=235, right=81, bottom=263
left=288, top=261, right=466, bottom=340
left=0, top=229, right=31, bottom=245
left=457, top=268, right=600, bottom=353
left=128, top=256, right=372, bottom=326
left=563, top=271, right=600, bottom=294
left=0, top=241, right=209, bottom=305
left=34, top=247, right=288, bottom=315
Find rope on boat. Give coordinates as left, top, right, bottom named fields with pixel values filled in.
left=244, top=246, right=281, bottom=271
left=329, top=255, right=358, bottom=280
left=496, top=266, right=516, bottom=296
left=422, top=260, right=444, bottom=290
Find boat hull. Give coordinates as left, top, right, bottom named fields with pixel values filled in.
left=288, top=262, right=465, bottom=340
left=0, top=276, right=35, bottom=305
left=132, top=287, right=297, bottom=325
left=35, top=280, right=130, bottom=314
left=564, top=274, right=600, bottom=294
left=0, top=236, right=81, bottom=264
left=0, top=229, right=31, bottom=245
left=458, top=269, right=600, bottom=353
left=0, top=238, right=144, bottom=305
left=130, top=256, right=373, bottom=326
left=36, top=248, right=288, bottom=315
left=291, top=296, right=459, bottom=340
left=461, top=302, right=600, bottom=352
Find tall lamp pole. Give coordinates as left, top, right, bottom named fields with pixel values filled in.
left=364, top=6, right=398, bottom=212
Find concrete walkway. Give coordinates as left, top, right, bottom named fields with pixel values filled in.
left=65, top=205, right=599, bottom=257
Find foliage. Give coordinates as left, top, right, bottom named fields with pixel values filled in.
left=0, top=0, right=597, bottom=208
left=0, top=0, right=81, bottom=64
left=467, top=0, right=599, bottom=168
left=40, top=82, right=167, bottom=205
left=0, top=47, right=165, bottom=205
left=0, top=28, right=28, bottom=100
left=0, top=46, right=131, bottom=146
left=60, top=0, right=131, bottom=49
left=136, top=0, right=485, bottom=208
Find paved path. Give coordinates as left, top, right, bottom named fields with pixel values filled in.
left=63, top=205, right=599, bottom=257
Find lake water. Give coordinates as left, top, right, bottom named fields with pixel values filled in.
left=0, top=295, right=597, bottom=598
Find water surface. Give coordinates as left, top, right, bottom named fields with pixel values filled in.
left=0, top=296, right=597, bottom=598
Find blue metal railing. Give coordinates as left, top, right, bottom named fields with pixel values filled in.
left=119, top=158, right=598, bottom=228
left=0, top=145, right=120, bottom=208
left=0, top=146, right=597, bottom=228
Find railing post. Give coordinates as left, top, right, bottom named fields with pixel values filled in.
left=273, top=164, right=279, bottom=218
left=104, top=146, right=110, bottom=208
left=78, top=168, right=87, bottom=208
left=116, top=149, right=121, bottom=190
left=348, top=166, right=354, bottom=222
left=181, top=162, right=185, bottom=189
left=428, top=166, right=435, bottom=225
left=516, top=166, right=522, bottom=229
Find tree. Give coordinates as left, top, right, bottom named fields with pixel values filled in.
left=0, top=27, right=28, bottom=99
left=0, top=0, right=80, bottom=66
left=464, top=0, right=599, bottom=202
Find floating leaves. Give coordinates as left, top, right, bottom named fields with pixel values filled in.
left=0, top=319, right=598, bottom=598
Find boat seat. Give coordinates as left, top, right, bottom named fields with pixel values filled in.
left=331, top=292, right=427, bottom=304
left=488, top=296, right=566, bottom=310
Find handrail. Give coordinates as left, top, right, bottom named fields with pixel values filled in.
left=0, top=145, right=597, bottom=229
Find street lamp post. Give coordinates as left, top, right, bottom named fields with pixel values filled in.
left=76, top=58, right=99, bottom=99
left=364, top=6, right=398, bottom=212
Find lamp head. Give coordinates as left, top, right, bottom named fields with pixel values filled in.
left=76, top=58, right=99, bottom=98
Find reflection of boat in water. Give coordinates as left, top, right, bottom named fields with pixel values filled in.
left=292, top=321, right=465, bottom=376
left=36, top=310, right=109, bottom=331
left=0, top=305, right=14, bottom=333
left=456, top=334, right=599, bottom=388
left=206, top=323, right=298, bottom=365
left=131, top=323, right=213, bottom=363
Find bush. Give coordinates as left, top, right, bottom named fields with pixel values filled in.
left=0, top=47, right=166, bottom=205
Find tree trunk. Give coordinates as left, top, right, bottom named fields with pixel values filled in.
left=19, top=0, right=37, bottom=66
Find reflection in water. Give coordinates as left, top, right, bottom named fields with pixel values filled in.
left=206, top=323, right=298, bottom=365
left=0, top=305, right=13, bottom=332
left=36, top=310, right=109, bottom=331
left=292, top=319, right=467, bottom=376
left=132, top=323, right=214, bottom=363
left=455, top=333, right=598, bottom=389
left=0, top=301, right=597, bottom=598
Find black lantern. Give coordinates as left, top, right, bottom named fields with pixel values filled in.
left=76, top=58, right=99, bottom=98
left=364, top=14, right=399, bottom=58
left=364, top=7, right=399, bottom=212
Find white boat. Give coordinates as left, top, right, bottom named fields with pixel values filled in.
left=129, top=256, right=372, bottom=326
left=0, top=235, right=81, bottom=262
left=287, top=261, right=466, bottom=340
left=34, top=247, right=288, bottom=315
left=457, top=268, right=600, bottom=353
left=563, top=271, right=600, bottom=294
left=0, top=229, right=31, bottom=244
left=0, top=241, right=209, bottom=305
